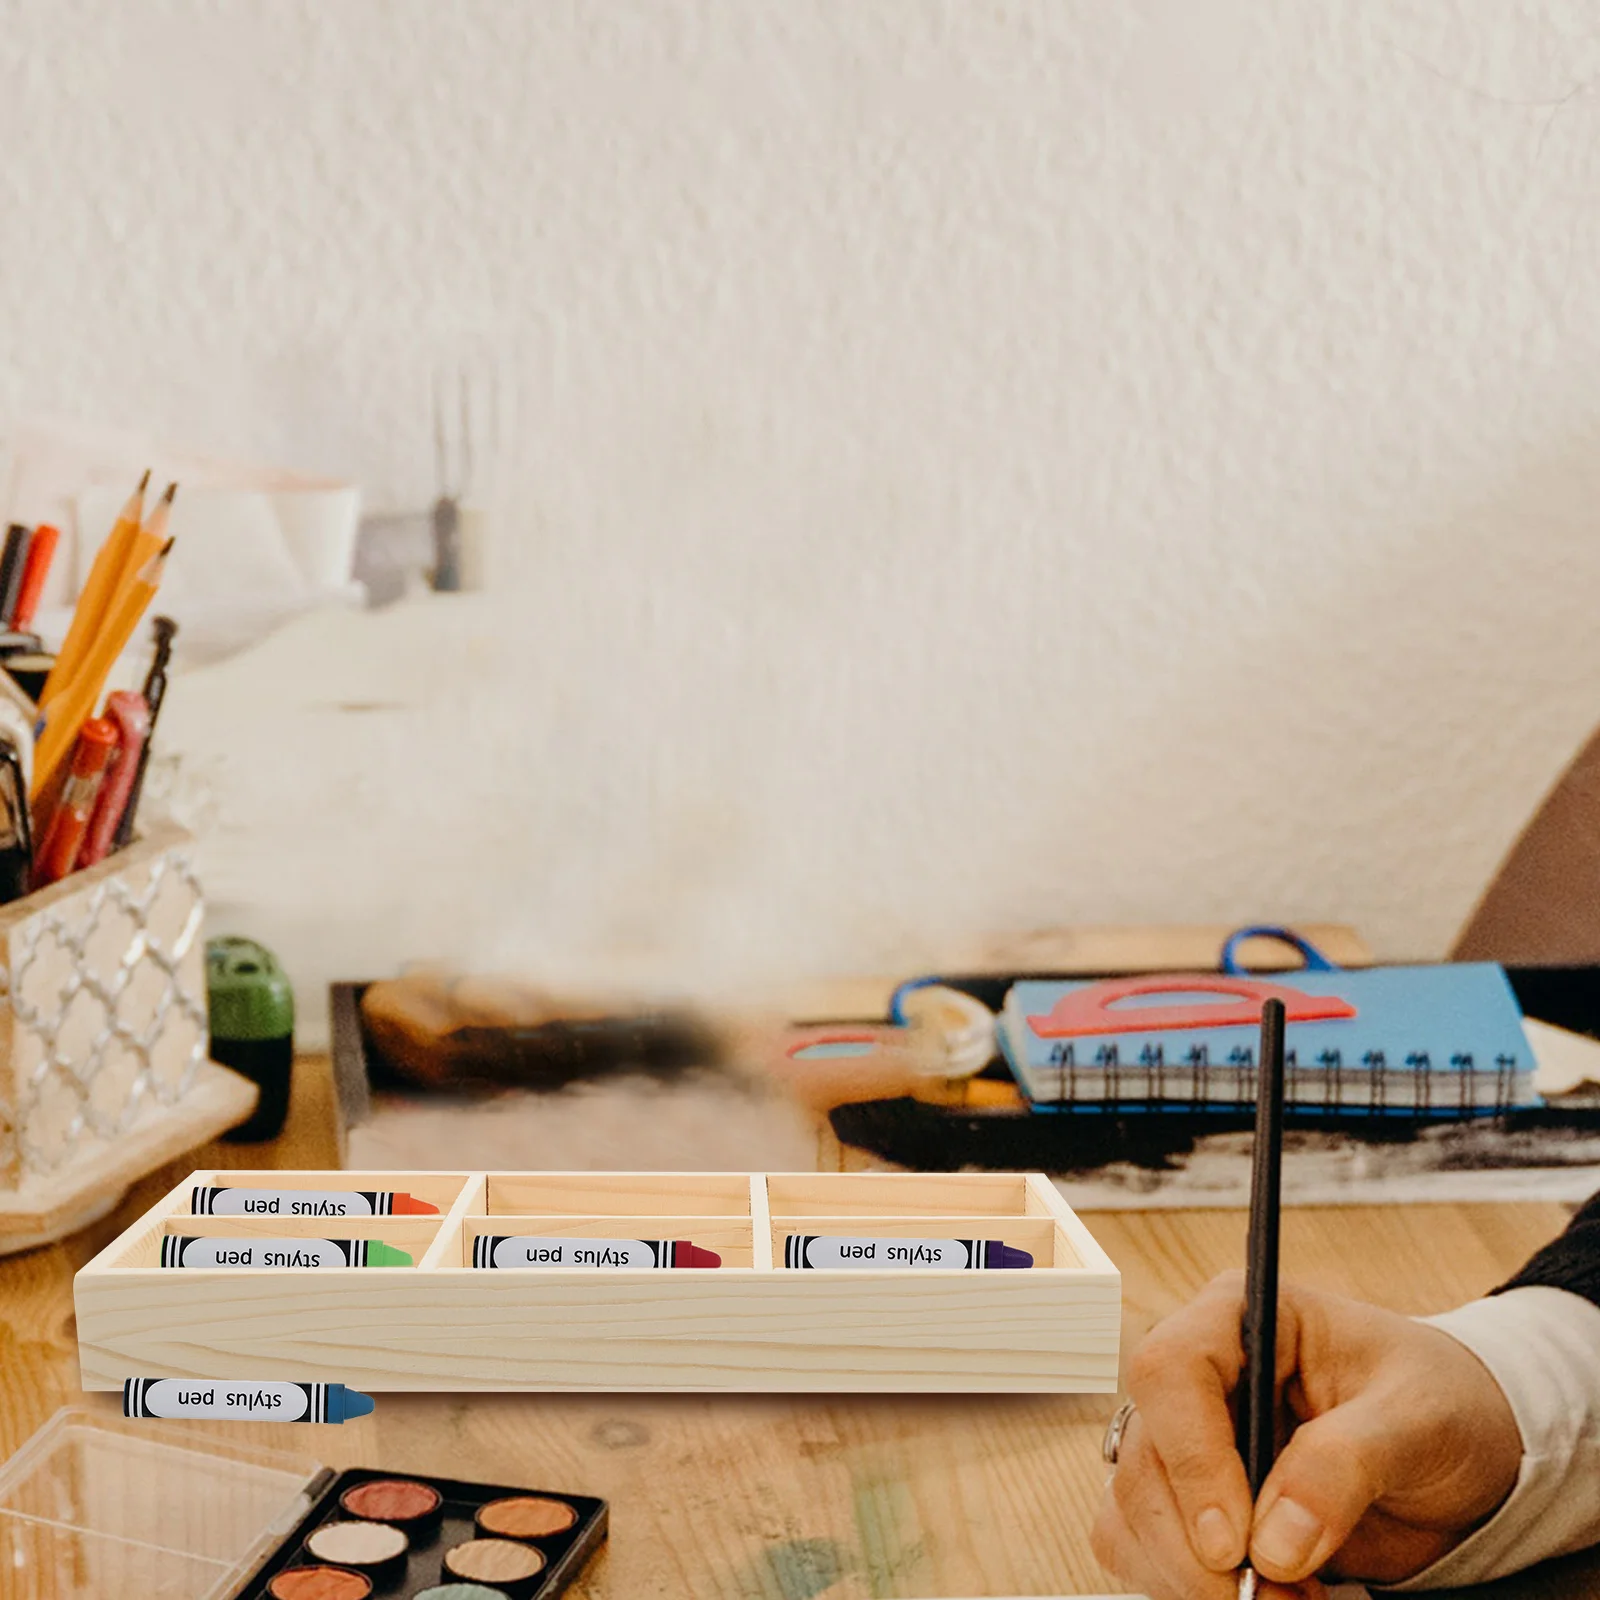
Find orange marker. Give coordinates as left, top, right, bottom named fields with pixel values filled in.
left=33, top=718, right=117, bottom=885
left=10, top=522, right=60, bottom=630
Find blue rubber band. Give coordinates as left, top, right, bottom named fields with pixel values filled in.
left=888, top=975, right=945, bottom=1026
left=1220, top=925, right=1341, bottom=975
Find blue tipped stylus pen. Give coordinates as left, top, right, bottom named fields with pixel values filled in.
left=123, top=1378, right=375, bottom=1423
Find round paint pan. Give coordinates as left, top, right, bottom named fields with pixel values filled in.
left=440, top=1536, right=547, bottom=1598
left=265, top=1567, right=374, bottom=1600
left=304, top=1519, right=410, bottom=1587
left=474, top=1495, right=579, bottom=1543
left=339, top=1477, right=445, bottom=1541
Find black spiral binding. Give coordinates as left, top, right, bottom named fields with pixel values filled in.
left=1036, top=1025, right=1526, bottom=1120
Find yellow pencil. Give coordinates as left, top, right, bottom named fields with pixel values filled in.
left=114, top=481, right=176, bottom=603
left=32, top=539, right=175, bottom=800
left=38, top=470, right=149, bottom=713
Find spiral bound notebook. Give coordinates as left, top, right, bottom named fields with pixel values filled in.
left=998, top=962, right=1538, bottom=1116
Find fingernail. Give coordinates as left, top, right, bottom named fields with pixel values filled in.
left=1252, top=1497, right=1324, bottom=1575
left=1194, top=1506, right=1236, bottom=1567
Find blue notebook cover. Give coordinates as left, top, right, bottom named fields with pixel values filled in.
left=998, top=962, right=1537, bottom=1115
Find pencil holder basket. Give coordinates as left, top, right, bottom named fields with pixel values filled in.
left=0, top=821, right=256, bottom=1249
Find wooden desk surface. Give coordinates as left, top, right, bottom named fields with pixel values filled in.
left=0, top=1056, right=1583, bottom=1596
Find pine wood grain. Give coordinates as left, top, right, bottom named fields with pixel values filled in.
left=74, top=1170, right=1122, bottom=1393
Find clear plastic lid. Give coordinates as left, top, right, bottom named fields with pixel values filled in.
left=0, top=1408, right=326, bottom=1600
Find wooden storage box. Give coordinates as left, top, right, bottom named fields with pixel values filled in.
left=76, top=1168, right=1121, bottom=1392
left=0, top=822, right=256, bottom=1251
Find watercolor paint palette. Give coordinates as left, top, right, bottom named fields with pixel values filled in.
left=75, top=1170, right=1121, bottom=1393
left=0, top=1408, right=606, bottom=1600
left=241, top=1465, right=606, bottom=1600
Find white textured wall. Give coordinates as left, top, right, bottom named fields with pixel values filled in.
left=9, top=1, right=1600, bottom=1017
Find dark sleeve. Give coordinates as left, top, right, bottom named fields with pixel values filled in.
left=1494, top=1190, right=1600, bottom=1309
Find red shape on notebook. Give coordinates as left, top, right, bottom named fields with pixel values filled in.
left=784, top=1026, right=901, bottom=1059
left=1025, top=974, right=1357, bottom=1039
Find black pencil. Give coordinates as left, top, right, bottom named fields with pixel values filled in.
left=1237, top=996, right=1286, bottom=1600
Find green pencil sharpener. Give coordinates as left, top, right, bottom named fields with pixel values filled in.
left=208, top=936, right=296, bottom=1142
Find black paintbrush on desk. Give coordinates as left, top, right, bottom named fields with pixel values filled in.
left=1238, top=996, right=1287, bottom=1600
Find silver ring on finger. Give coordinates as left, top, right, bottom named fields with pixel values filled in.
left=1101, top=1397, right=1137, bottom=1468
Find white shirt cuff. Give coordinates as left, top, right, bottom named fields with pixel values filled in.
left=1386, top=1287, right=1600, bottom=1590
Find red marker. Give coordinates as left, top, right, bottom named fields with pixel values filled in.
left=33, top=717, right=117, bottom=885
left=78, top=691, right=149, bottom=868
left=9, top=522, right=58, bottom=630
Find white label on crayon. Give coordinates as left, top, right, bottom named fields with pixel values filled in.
left=165, top=1237, right=354, bottom=1269
left=134, top=1379, right=312, bottom=1420
left=480, top=1236, right=662, bottom=1269
left=788, top=1235, right=971, bottom=1269
left=203, top=1189, right=376, bottom=1217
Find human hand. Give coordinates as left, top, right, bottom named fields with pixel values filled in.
left=1091, top=1273, right=1523, bottom=1599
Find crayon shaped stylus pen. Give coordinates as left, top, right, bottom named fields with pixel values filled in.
left=192, top=1186, right=439, bottom=1217
left=123, top=1378, right=375, bottom=1423
left=472, top=1235, right=722, bottom=1269
left=160, top=1237, right=413, bottom=1268
left=783, top=1236, right=1034, bottom=1269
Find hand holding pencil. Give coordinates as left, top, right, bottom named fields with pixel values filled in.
left=1092, top=1006, right=1521, bottom=1600
left=1093, top=1276, right=1522, bottom=1597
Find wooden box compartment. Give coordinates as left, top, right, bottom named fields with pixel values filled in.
left=484, top=1172, right=752, bottom=1215
left=766, top=1172, right=1041, bottom=1217
left=75, top=1169, right=1120, bottom=1393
